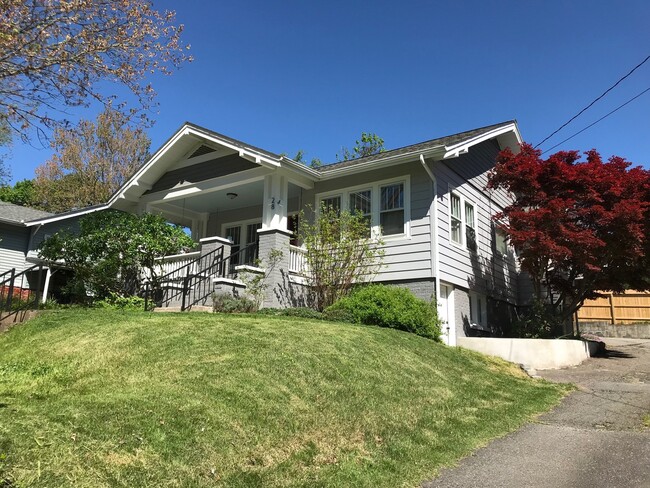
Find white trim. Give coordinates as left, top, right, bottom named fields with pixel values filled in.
left=316, top=175, right=411, bottom=240
left=443, top=123, right=521, bottom=159
left=139, top=167, right=272, bottom=204
left=448, top=187, right=477, bottom=252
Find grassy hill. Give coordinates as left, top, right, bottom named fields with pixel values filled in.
left=0, top=309, right=569, bottom=487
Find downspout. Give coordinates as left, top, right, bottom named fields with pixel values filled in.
left=420, top=154, right=447, bottom=345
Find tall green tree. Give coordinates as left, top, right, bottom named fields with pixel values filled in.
left=0, top=0, right=191, bottom=140
left=337, top=132, right=385, bottom=161
left=0, top=179, right=35, bottom=206
left=34, top=106, right=151, bottom=212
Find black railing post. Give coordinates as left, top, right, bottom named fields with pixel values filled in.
left=6, top=268, right=15, bottom=311
left=144, top=282, right=149, bottom=311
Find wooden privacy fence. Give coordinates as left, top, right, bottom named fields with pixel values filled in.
left=577, top=290, right=650, bottom=324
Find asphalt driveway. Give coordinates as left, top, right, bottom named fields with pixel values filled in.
left=423, top=338, right=650, bottom=488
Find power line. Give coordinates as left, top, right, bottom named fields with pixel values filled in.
left=535, top=54, right=650, bottom=148
left=541, top=85, right=650, bottom=154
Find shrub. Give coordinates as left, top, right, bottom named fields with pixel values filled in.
left=325, top=284, right=442, bottom=340
left=212, top=293, right=257, bottom=314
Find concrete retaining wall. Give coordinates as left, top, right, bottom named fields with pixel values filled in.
left=457, top=337, right=600, bottom=370
left=580, top=322, right=650, bottom=339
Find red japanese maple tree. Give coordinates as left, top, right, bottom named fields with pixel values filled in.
left=488, top=143, right=650, bottom=321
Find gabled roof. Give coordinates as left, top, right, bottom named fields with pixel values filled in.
left=23, top=120, right=522, bottom=225
left=0, top=201, right=53, bottom=226
left=318, top=120, right=519, bottom=173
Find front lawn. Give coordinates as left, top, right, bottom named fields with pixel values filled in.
left=0, top=309, right=569, bottom=487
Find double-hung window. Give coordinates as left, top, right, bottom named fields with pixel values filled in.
left=450, top=191, right=477, bottom=251
left=380, top=183, right=404, bottom=236
left=450, top=194, right=462, bottom=245
left=318, top=178, right=408, bottom=238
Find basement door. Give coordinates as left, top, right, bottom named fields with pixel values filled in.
left=438, top=283, right=456, bottom=346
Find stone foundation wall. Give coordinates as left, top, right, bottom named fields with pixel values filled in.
left=579, top=322, right=650, bottom=339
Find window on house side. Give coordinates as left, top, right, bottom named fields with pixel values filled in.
left=469, top=292, right=487, bottom=326
left=380, top=183, right=404, bottom=235
left=495, top=227, right=508, bottom=255
left=450, top=193, right=462, bottom=244
left=465, top=201, right=476, bottom=252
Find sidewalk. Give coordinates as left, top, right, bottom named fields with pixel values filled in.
left=422, top=339, right=650, bottom=488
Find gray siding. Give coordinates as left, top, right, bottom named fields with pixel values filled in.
left=147, top=154, right=257, bottom=194
left=0, top=223, right=29, bottom=275
left=434, top=140, right=518, bottom=304
left=304, top=160, right=433, bottom=282
left=27, top=217, right=82, bottom=259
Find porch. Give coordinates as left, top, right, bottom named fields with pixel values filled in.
left=147, top=235, right=308, bottom=311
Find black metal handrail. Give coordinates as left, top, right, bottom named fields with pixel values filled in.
left=0, top=264, right=46, bottom=315
left=144, top=241, right=259, bottom=311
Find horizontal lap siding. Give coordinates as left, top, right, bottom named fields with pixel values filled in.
left=435, top=140, right=518, bottom=303
left=0, top=224, right=29, bottom=275
left=309, top=161, right=433, bottom=282
left=29, top=218, right=82, bottom=258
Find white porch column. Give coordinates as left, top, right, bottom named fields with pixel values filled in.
left=262, top=173, right=289, bottom=231
left=41, top=267, right=52, bottom=303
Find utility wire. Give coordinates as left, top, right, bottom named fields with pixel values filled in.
left=541, top=85, right=650, bottom=154
left=535, top=54, right=650, bottom=148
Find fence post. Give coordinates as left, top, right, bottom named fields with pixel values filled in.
left=609, top=293, right=617, bottom=325
left=6, top=268, right=15, bottom=311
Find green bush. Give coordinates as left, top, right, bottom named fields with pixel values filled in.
left=212, top=293, right=257, bottom=313
left=325, top=284, right=442, bottom=340
left=95, top=292, right=147, bottom=311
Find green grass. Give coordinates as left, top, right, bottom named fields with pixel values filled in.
left=0, top=309, right=570, bottom=487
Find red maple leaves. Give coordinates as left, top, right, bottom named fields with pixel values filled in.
left=488, top=143, right=650, bottom=319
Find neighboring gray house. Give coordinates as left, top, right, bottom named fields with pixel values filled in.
left=23, top=120, right=523, bottom=345
left=0, top=202, right=53, bottom=276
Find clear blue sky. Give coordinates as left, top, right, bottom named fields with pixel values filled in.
left=5, top=0, right=650, bottom=183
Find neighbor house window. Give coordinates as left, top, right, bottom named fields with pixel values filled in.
left=380, top=183, right=404, bottom=235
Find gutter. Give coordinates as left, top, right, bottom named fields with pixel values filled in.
left=420, top=154, right=446, bottom=345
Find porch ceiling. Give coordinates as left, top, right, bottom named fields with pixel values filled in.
left=157, top=180, right=302, bottom=214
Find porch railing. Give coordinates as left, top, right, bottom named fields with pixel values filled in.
left=156, top=251, right=201, bottom=276
left=289, top=245, right=308, bottom=275
left=145, top=242, right=258, bottom=311
left=0, top=264, right=46, bottom=321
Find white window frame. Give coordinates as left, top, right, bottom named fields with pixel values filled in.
left=221, top=217, right=263, bottom=264
left=316, top=176, right=411, bottom=240
left=448, top=188, right=478, bottom=251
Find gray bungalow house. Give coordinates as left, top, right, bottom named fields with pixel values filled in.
left=20, top=120, right=523, bottom=345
